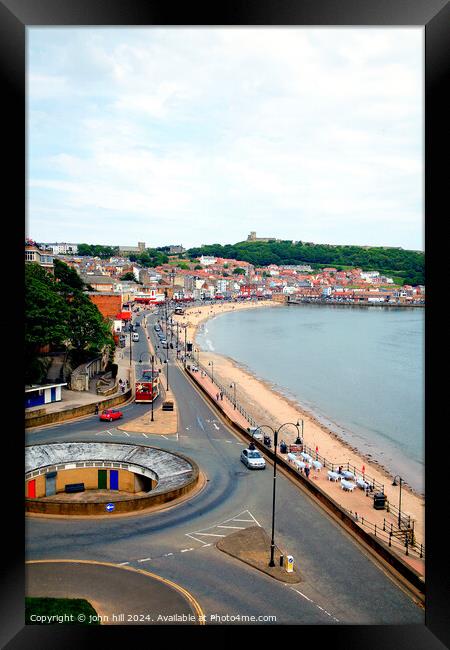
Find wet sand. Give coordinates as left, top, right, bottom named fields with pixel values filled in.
left=173, top=300, right=425, bottom=548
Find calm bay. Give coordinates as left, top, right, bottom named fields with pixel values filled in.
left=196, top=304, right=425, bottom=493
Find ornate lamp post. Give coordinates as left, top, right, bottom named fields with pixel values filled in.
left=253, top=421, right=301, bottom=567
left=208, top=360, right=214, bottom=383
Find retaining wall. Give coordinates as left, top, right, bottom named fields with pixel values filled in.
left=25, top=389, right=132, bottom=429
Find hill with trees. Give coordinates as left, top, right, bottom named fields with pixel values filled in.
left=186, top=240, right=424, bottom=286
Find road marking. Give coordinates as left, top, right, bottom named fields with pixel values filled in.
left=225, top=440, right=233, bottom=443
left=164, top=553, right=174, bottom=557
left=213, top=423, right=220, bottom=430
left=216, top=525, right=245, bottom=530
left=123, top=431, right=130, bottom=437
left=185, top=509, right=261, bottom=547
left=142, top=433, right=148, bottom=438
left=118, top=562, right=130, bottom=565
left=138, top=557, right=152, bottom=563
left=289, top=587, right=340, bottom=622
left=196, top=416, right=205, bottom=431
left=161, top=435, right=168, bottom=440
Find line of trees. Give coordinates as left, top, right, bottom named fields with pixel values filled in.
left=25, top=260, right=115, bottom=385
left=186, top=240, right=425, bottom=286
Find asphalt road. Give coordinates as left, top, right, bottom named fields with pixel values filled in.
left=25, top=307, right=424, bottom=625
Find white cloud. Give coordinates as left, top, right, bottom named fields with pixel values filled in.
left=27, top=27, right=423, bottom=249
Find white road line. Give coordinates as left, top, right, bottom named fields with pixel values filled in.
left=118, top=562, right=130, bottom=565
left=138, top=557, right=151, bottom=563
left=232, top=519, right=255, bottom=523
left=216, top=525, right=245, bottom=530
left=161, top=435, right=168, bottom=439
left=194, top=533, right=226, bottom=538
left=213, top=423, right=220, bottom=430
left=142, top=433, right=148, bottom=438
left=289, top=587, right=340, bottom=622
left=123, top=431, right=130, bottom=437
left=197, top=416, right=205, bottom=431
left=185, top=534, right=209, bottom=546
left=164, top=553, right=174, bottom=557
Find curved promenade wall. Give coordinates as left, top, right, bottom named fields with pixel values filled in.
left=25, top=442, right=199, bottom=516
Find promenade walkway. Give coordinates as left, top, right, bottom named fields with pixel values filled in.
left=182, top=360, right=425, bottom=577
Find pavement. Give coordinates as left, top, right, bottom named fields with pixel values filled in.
left=216, top=526, right=300, bottom=583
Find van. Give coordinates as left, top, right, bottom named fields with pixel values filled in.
left=132, top=332, right=140, bottom=342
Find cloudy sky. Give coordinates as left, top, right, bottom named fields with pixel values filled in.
left=27, top=27, right=424, bottom=251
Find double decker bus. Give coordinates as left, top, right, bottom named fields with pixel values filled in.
left=135, top=368, right=160, bottom=403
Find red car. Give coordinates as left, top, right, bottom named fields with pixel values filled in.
left=99, top=408, right=123, bottom=422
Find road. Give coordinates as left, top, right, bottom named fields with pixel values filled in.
left=25, top=307, right=424, bottom=625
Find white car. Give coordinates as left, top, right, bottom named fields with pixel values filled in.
left=248, top=426, right=263, bottom=441
left=241, top=448, right=266, bottom=470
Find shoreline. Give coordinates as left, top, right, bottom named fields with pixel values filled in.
left=173, top=300, right=424, bottom=545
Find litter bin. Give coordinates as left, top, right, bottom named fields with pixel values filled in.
left=285, top=555, right=294, bottom=573
left=373, top=492, right=386, bottom=510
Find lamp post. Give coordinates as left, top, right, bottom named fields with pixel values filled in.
left=392, top=475, right=403, bottom=528
left=208, top=360, right=214, bottom=383
left=230, top=382, right=237, bottom=409
left=295, top=419, right=303, bottom=445
left=254, top=421, right=301, bottom=567
left=138, top=353, right=155, bottom=422
left=184, top=326, right=187, bottom=368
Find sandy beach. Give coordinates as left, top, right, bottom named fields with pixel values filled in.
left=172, top=300, right=425, bottom=554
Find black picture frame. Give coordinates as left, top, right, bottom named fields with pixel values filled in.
left=3, top=0, right=447, bottom=646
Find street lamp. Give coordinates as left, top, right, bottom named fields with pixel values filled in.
left=295, top=419, right=303, bottom=445
left=208, top=360, right=214, bottom=383
left=138, top=352, right=155, bottom=422
left=254, top=422, right=301, bottom=567
left=230, top=382, right=237, bottom=409
left=392, top=475, right=403, bottom=528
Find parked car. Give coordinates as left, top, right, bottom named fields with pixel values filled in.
left=240, top=448, right=266, bottom=469
left=99, top=408, right=123, bottom=422
left=247, top=426, right=263, bottom=441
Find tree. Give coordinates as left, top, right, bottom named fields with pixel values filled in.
left=120, top=272, right=136, bottom=282
left=66, top=291, right=115, bottom=361
left=54, top=258, right=85, bottom=291
left=233, top=267, right=246, bottom=275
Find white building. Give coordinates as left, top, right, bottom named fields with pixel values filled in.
left=199, top=255, right=217, bottom=266
left=46, top=242, right=79, bottom=255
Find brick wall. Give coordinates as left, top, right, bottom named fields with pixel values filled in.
left=88, top=293, right=122, bottom=320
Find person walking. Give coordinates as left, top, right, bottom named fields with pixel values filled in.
left=216, top=393, right=220, bottom=401
left=220, top=391, right=223, bottom=400
left=94, top=403, right=99, bottom=415
left=305, top=463, right=310, bottom=479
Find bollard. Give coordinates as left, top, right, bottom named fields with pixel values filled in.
left=279, top=554, right=284, bottom=567
left=285, top=555, right=294, bottom=573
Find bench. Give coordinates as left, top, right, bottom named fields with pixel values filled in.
left=162, top=400, right=174, bottom=411
left=65, top=483, right=85, bottom=493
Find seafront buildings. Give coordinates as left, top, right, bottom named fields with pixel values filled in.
left=26, top=240, right=425, bottom=308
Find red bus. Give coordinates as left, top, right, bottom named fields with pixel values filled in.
left=135, top=369, right=160, bottom=403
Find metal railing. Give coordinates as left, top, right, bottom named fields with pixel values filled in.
left=346, top=511, right=424, bottom=559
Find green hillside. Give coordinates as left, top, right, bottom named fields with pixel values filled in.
left=186, top=240, right=424, bottom=286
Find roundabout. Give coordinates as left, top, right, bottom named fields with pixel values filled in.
left=25, top=442, right=200, bottom=516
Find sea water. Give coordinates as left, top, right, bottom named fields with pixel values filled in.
left=196, top=304, right=425, bottom=493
